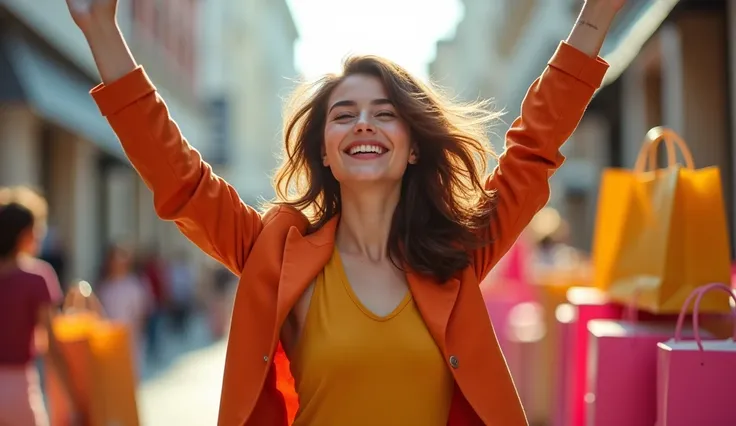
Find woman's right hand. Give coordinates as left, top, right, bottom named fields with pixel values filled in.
left=65, top=0, right=118, bottom=34
left=63, top=0, right=136, bottom=84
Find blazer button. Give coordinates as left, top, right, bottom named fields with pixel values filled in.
left=263, top=355, right=269, bottom=362
left=449, top=355, right=459, bottom=369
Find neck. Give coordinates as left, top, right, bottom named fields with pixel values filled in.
left=335, top=182, right=401, bottom=262
left=109, top=270, right=128, bottom=280
left=0, top=254, right=20, bottom=274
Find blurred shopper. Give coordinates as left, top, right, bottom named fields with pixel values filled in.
left=528, top=207, right=588, bottom=279
left=167, top=249, right=197, bottom=337
left=0, top=187, right=81, bottom=426
left=206, top=265, right=238, bottom=339
left=39, top=227, right=68, bottom=292
left=97, top=243, right=152, bottom=372
left=139, top=245, right=169, bottom=361
left=65, top=0, right=625, bottom=423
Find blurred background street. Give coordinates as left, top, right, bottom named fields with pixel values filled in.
left=137, top=326, right=225, bottom=426
left=2, top=0, right=736, bottom=424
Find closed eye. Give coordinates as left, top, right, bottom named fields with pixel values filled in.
left=333, top=113, right=355, bottom=121
left=376, top=111, right=396, bottom=117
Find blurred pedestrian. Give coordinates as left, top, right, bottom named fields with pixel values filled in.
left=206, top=265, right=237, bottom=339
left=528, top=207, right=588, bottom=279
left=96, top=243, right=153, bottom=373
left=139, top=245, right=169, bottom=361
left=0, top=186, right=82, bottom=426
left=166, top=249, right=197, bottom=337
left=39, top=227, right=68, bottom=292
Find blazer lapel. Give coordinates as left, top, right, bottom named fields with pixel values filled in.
left=406, top=272, right=461, bottom=355
left=275, top=216, right=338, bottom=336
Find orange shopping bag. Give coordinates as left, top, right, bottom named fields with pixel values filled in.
left=46, top=283, right=140, bottom=426
left=591, top=127, right=731, bottom=313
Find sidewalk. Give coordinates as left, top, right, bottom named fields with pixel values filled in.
left=137, top=339, right=226, bottom=426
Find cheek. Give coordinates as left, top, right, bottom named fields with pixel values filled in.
left=383, top=122, right=412, bottom=153
left=323, top=125, right=347, bottom=162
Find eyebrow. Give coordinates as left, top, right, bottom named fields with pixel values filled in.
left=328, top=98, right=393, bottom=114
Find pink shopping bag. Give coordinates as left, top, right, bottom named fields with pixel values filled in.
left=586, top=314, right=710, bottom=426
left=552, top=287, right=623, bottom=426
left=656, top=283, right=736, bottom=426
left=481, top=239, right=540, bottom=369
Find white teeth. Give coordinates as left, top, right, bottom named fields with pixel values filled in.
left=348, top=144, right=385, bottom=155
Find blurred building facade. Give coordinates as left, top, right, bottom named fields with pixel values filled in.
left=199, top=0, right=298, bottom=205
left=430, top=0, right=584, bottom=242
left=0, top=0, right=298, bottom=285
left=431, top=0, right=736, bottom=257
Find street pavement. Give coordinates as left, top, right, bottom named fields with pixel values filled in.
left=137, top=314, right=227, bottom=426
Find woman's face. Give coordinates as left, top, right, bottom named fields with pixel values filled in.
left=322, top=74, right=416, bottom=185
left=109, top=249, right=132, bottom=276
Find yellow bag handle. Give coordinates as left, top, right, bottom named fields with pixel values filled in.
left=633, top=126, right=695, bottom=172
left=62, top=280, right=107, bottom=318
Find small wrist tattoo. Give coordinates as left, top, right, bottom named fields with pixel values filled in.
left=578, top=20, right=599, bottom=30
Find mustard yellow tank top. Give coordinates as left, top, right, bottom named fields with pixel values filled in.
left=289, top=249, right=454, bottom=426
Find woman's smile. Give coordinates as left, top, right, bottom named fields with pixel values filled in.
left=343, top=140, right=390, bottom=160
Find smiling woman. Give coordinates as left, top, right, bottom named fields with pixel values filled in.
left=65, top=0, right=623, bottom=424
left=273, top=56, right=499, bottom=282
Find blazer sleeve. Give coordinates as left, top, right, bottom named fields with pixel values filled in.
left=472, top=41, right=609, bottom=281
left=91, top=67, right=262, bottom=275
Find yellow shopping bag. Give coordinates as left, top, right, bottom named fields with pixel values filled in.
left=46, top=283, right=140, bottom=426
left=591, top=127, right=732, bottom=313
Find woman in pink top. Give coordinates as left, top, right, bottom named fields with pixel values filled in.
left=0, top=187, right=81, bottom=426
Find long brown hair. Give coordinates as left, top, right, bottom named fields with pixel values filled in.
left=271, top=55, right=502, bottom=282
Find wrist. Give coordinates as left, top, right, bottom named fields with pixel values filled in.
left=578, top=2, right=620, bottom=27
left=82, top=22, right=122, bottom=45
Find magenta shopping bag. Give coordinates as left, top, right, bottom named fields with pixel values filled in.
left=586, top=317, right=710, bottom=426
left=656, top=283, right=736, bottom=426
left=586, top=321, right=672, bottom=426
left=551, top=288, right=623, bottom=426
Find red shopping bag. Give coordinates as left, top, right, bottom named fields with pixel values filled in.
left=656, top=283, right=736, bottom=426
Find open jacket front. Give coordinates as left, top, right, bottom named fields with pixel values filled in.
left=90, top=41, right=608, bottom=426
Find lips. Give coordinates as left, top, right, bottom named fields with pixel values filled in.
left=343, top=141, right=389, bottom=157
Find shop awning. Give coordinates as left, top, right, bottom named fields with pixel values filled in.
left=600, top=0, right=680, bottom=87
left=0, top=32, right=124, bottom=158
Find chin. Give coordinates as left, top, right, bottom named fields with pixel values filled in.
left=331, top=159, right=408, bottom=185
left=334, top=168, right=395, bottom=183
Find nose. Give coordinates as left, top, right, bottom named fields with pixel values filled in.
left=353, top=110, right=376, bottom=134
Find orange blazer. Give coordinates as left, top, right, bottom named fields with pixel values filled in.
left=90, top=41, right=608, bottom=426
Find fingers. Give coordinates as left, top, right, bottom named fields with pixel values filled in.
left=69, top=0, right=93, bottom=13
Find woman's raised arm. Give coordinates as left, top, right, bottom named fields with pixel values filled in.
left=67, top=0, right=262, bottom=274
left=472, top=0, right=622, bottom=280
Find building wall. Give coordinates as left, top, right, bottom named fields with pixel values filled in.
left=0, top=0, right=213, bottom=283
left=222, top=0, right=298, bottom=204
left=0, top=105, right=40, bottom=187
left=429, top=0, right=505, bottom=101
left=46, top=132, right=101, bottom=282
